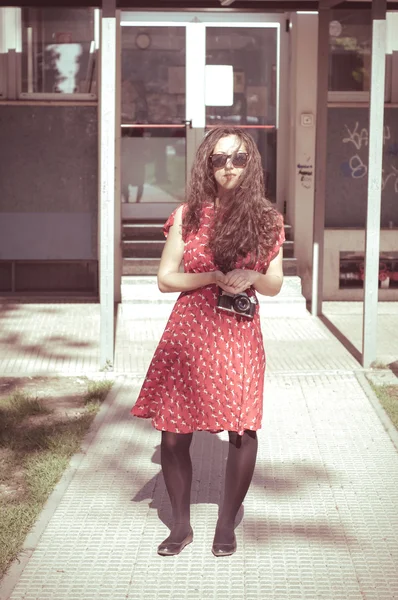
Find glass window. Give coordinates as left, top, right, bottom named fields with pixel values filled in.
left=20, top=8, right=98, bottom=96
left=340, top=251, right=398, bottom=289
left=121, top=26, right=186, bottom=124
left=328, top=9, right=372, bottom=92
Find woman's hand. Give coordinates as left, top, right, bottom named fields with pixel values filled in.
left=217, top=269, right=259, bottom=295
left=213, top=270, right=236, bottom=295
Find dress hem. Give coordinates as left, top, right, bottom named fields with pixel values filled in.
left=131, top=411, right=261, bottom=436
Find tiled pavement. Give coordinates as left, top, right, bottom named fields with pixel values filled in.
left=1, top=293, right=398, bottom=600
left=323, top=301, right=398, bottom=367
left=0, top=301, right=101, bottom=375
left=1, top=299, right=396, bottom=375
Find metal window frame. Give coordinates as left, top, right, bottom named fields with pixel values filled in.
left=328, top=91, right=370, bottom=102
left=327, top=11, right=397, bottom=104
left=0, top=54, right=6, bottom=98
left=13, top=7, right=101, bottom=101
left=19, top=92, right=97, bottom=100
left=391, top=50, right=398, bottom=102
left=120, top=11, right=283, bottom=25
left=0, top=7, right=21, bottom=100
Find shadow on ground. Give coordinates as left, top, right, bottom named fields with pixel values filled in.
left=0, top=302, right=60, bottom=316
left=128, top=419, right=353, bottom=548
left=319, top=314, right=362, bottom=365
left=0, top=303, right=98, bottom=362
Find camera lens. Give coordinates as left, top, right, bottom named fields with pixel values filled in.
left=233, top=294, right=250, bottom=313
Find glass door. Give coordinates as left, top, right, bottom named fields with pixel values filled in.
left=205, top=24, right=279, bottom=203
left=120, top=13, right=284, bottom=219
left=120, top=22, right=187, bottom=220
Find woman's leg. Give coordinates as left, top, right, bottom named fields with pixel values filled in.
left=158, top=431, right=193, bottom=552
left=213, top=430, right=258, bottom=553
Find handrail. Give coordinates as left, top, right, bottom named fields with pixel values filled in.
left=206, top=124, right=276, bottom=129
left=121, top=123, right=276, bottom=130
left=121, top=123, right=186, bottom=128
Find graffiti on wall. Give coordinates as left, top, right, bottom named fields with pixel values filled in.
left=340, top=122, right=398, bottom=194
left=297, top=158, right=313, bottom=189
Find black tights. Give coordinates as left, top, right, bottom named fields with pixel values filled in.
left=160, top=431, right=193, bottom=543
left=160, top=430, right=258, bottom=544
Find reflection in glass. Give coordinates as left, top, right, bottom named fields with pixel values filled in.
left=121, top=26, right=186, bottom=203
left=340, top=251, right=398, bottom=289
left=21, top=8, right=97, bottom=94
left=121, top=129, right=186, bottom=203
left=121, top=26, right=186, bottom=125
left=206, top=27, right=278, bottom=202
left=328, top=10, right=371, bottom=92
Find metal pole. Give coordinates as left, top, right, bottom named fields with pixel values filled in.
left=311, top=7, right=329, bottom=316
left=99, top=0, right=116, bottom=370
left=362, top=0, right=387, bottom=368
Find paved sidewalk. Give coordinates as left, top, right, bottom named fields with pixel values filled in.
left=0, top=297, right=398, bottom=599
left=323, top=301, right=398, bottom=367
left=1, top=295, right=397, bottom=375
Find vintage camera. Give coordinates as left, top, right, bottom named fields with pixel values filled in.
left=216, top=289, right=258, bottom=319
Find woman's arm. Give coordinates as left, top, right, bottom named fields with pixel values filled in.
left=157, top=206, right=222, bottom=293
left=222, top=247, right=284, bottom=297
left=252, top=247, right=284, bottom=296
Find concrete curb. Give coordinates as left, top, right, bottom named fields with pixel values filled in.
left=356, top=371, right=398, bottom=453
left=0, top=377, right=125, bottom=600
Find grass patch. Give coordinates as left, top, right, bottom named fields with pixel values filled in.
left=0, top=379, right=114, bottom=579
left=1, top=391, right=50, bottom=419
left=370, top=360, right=389, bottom=370
left=83, top=380, right=114, bottom=406
left=369, top=382, right=398, bottom=430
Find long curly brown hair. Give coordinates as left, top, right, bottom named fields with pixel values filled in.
left=182, top=127, right=283, bottom=273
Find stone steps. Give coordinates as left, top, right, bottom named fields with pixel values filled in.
left=123, top=255, right=298, bottom=276
left=121, top=220, right=298, bottom=276
left=121, top=275, right=308, bottom=317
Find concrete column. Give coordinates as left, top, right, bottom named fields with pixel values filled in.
left=311, top=7, right=330, bottom=316
left=99, top=0, right=117, bottom=370
left=114, top=11, right=122, bottom=304
left=362, top=0, right=387, bottom=367
left=288, top=13, right=318, bottom=300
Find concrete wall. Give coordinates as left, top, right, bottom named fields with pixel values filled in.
left=0, top=214, right=93, bottom=260
left=288, top=13, right=318, bottom=299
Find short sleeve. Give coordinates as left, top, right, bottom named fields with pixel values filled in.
left=163, top=205, right=184, bottom=239
left=269, top=216, right=285, bottom=262
left=261, top=215, right=285, bottom=272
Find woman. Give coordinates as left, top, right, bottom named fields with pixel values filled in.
left=131, top=127, right=285, bottom=557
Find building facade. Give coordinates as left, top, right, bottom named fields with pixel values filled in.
left=0, top=2, right=397, bottom=303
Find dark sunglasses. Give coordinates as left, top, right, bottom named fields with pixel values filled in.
left=210, top=152, right=249, bottom=169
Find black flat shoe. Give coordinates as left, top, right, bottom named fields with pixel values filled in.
left=157, top=529, right=193, bottom=556
left=212, top=535, right=237, bottom=557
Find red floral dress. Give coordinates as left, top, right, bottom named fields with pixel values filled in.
left=131, top=203, right=284, bottom=435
